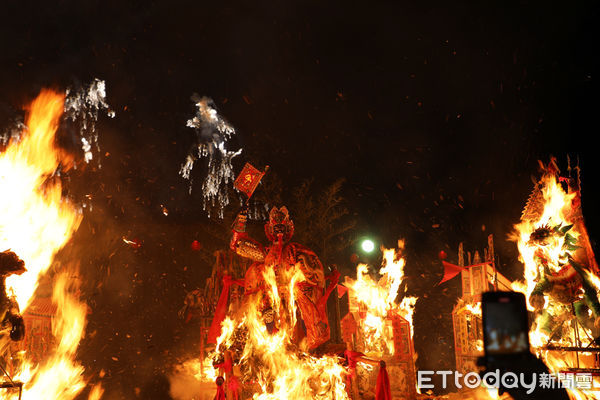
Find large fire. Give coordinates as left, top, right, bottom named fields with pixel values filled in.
left=348, top=241, right=417, bottom=357
left=512, top=163, right=600, bottom=399
left=0, top=90, right=96, bottom=399
left=512, top=173, right=578, bottom=313
left=204, top=263, right=349, bottom=400
left=172, top=241, right=416, bottom=399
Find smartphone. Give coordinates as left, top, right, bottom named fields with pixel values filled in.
left=482, top=291, right=530, bottom=358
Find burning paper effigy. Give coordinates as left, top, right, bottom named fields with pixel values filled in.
left=511, top=158, right=600, bottom=397
left=170, top=222, right=417, bottom=399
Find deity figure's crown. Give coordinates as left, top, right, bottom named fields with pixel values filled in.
left=265, top=206, right=294, bottom=242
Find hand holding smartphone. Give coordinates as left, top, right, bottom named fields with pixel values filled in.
left=479, top=291, right=568, bottom=400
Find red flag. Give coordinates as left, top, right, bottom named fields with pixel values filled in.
left=375, top=361, right=392, bottom=400
left=337, top=284, right=349, bottom=298
left=437, top=260, right=492, bottom=285
left=207, top=278, right=232, bottom=344
left=207, top=275, right=245, bottom=344
left=234, top=163, right=266, bottom=198
left=438, top=261, right=466, bottom=285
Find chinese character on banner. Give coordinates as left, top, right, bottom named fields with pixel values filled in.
left=234, top=163, right=267, bottom=199
left=575, top=373, right=592, bottom=390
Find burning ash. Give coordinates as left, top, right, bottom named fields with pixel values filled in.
left=63, top=78, right=115, bottom=165
left=179, top=95, right=242, bottom=218
left=0, top=90, right=99, bottom=399
left=87, top=385, right=104, bottom=400
left=347, top=241, right=417, bottom=357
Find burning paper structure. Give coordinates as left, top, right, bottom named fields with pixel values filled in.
left=340, top=241, right=418, bottom=399
left=0, top=90, right=103, bottom=399
left=511, top=159, right=600, bottom=396
left=179, top=96, right=242, bottom=218
left=447, top=237, right=512, bottom=376
left=171, top=239, right=418, bottom=400
left=209, top=205, right=347, bottom=399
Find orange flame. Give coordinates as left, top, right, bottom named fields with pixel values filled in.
left=176, top=263, right=349, bottom=399
left=225, top=264, right=348, bottom=399
left=2, top=90, right=80, bottom=310
left=173, top=242, right=416, bottom=398
left=1, top=90, right=95, bottom=399
left=348, top=241, right=417, bottom=356
left=512, top=172, right=600, bottom=399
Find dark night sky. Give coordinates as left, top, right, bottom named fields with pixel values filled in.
left=1, top=1, right=599, bottom=398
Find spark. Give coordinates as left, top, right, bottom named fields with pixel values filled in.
left=179, top=95, right=242, bottom=218
left=0, top=118, right=26, bottom=146
left=63, top=78, right=115, bottom=165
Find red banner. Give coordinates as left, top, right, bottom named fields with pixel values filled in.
left=341, top=313, right=358, bottom=344
left=207, top=275, right=245, bottom=344
left=234, top=163, right=265, bottom=198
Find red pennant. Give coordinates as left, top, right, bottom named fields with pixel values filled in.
left=207, top=275, right=245, bottom=344
left=207, top=278, right=232, bottom=344
left=337, top=284, right=349, bottom=298
left=437, top=260, right=493, bottom=285
left=438, top=261, right=466, bottom=285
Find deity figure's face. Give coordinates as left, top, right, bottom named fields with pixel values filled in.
left=527, top=224, right=574, bottom=274
left=264, top=206, right=294, bottom=243
left=528, top=225, right=554, bottom=247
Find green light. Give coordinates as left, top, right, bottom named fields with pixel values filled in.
left=361, top=239, right=375, bottom=253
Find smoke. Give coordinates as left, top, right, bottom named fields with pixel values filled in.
left=168, top=363, right=210, bottom=400
left=179, top=95, right=242, bottom=218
